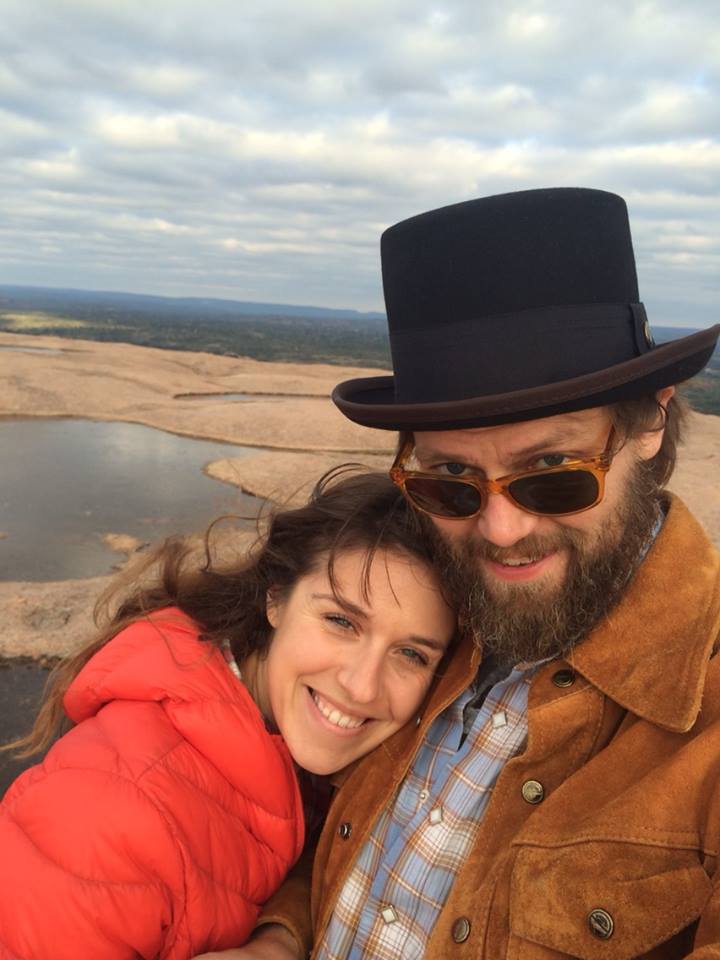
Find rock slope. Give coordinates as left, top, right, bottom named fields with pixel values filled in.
left=1, top=331, right=718, bottom=659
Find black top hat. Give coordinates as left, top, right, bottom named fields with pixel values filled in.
left=333, top=188, right=719, bottom=430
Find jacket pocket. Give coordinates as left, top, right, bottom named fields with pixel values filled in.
left=508, top=841, right=712, bottom=959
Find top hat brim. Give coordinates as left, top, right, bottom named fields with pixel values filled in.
left=333, top=325, right=719, bottom=431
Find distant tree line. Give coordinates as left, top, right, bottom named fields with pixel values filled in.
left=0, top=286, right=717, bottom=413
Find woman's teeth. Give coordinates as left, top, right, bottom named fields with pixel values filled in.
left=312, top=691, right=365, bottom=729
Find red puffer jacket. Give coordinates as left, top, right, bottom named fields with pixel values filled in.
left=0, top=609, right=304, bottom=960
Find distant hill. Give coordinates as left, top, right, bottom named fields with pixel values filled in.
left=0, top=285, right=390, bottom=367
left=0, top=285, right=385, bottom=321
left=0, top=285, right=716, bottom=412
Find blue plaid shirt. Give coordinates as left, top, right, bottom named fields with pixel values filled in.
left=315, top=663, right=533, bottom=960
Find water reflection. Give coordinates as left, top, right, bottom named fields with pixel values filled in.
left=0, top=345, right=63, bottom=355
left=176, top=392, right=285, bottom=402
left=0, top=418, right=263, bottom=581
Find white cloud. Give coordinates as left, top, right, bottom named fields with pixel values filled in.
left=0, top=0, right=716, bottom=323
left=95, top=114, right=185, bottom=148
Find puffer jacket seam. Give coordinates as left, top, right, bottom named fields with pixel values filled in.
left=165, top=748, right=300, bottom=821
left=3, top=803, right=174, bottom=892
left=162, top=769, right=295, bottom=872
left=87, top=754, right=192, bottom=960
left=0, top=940, right=28, bottom=960
left=162, top=760, right=299, bottom=831
left=140, top=701, right=300, bottom=823
left=4, top=733, right=187, bottom=806
left=183, top=856, right=265, bottom=906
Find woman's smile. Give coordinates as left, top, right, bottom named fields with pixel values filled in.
left=309, top=689, right=368, bottom=731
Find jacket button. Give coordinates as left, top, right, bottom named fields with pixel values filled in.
left=338, top=822, right=352, bottom=840
left=451, top=917, right=471, bottom=943
left=521, top=780, right=544, bottom=804
left=588, top=908, right=614, bottom=939
left=552, top=668, right=575, bottom=687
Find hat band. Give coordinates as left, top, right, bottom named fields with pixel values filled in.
left=389, top=302, right=652, bottom=403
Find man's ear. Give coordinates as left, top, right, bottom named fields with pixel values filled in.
left=636, top=386, right=675, bottom=461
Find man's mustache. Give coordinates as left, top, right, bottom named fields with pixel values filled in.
left=452, top=528, right=584, bottom=566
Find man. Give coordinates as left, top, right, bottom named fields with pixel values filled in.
left=207, top=188, right=720, bottom=959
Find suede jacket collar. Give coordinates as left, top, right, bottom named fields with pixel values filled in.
left=569, top=495, right=720, bottom=733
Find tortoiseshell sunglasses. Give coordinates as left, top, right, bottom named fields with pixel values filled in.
left=390, top=428, right=617, bottom=520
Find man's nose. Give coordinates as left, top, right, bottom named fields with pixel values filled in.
left=473, top=490, right=540, bottom=548
left=336, top=646, right=383, bottom=705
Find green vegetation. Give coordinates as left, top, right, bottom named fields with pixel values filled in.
left=0, top=287, right=390, bottom=368
left=2, top=312, right=90, bottom=331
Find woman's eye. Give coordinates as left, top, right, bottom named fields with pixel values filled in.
left=325, top=613, right=354, bottom=630
left=400, top=647, right=429, bottom=667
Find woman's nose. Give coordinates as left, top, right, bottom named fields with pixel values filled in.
left=335, top=647, right=383, bottom=705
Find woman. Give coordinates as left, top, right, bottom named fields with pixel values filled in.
left=0, top=471, right=455, bottom=960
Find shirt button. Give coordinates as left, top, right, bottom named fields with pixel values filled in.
left=451, top=917, right=471, bottom=943
left=491, top=710, right=507, bottom=729
left=521, top=780, right=545, bottom=804
left=588, top=908, right=614, bottom=939
left=381, top=906, right=399, bottom=925
left=429, top=805, right=444, bottom=824
left=552, top=668, right=576, bottom=688
left=418, top=789, right=429, bottom=802
left=338, top=821, right=352, bottom=839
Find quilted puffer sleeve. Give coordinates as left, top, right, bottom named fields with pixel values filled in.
left=0, top=763, right=185, bottom=960
left=256, top=844, right=315, bottom=959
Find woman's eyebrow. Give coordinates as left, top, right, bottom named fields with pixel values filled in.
left=311, top=592, right=368, bottom=619
left=312, top=596, right=448, bottom=651
left=408, top=635, right=449, bottom=653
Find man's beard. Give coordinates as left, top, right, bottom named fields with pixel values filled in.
left=434, top=460, right=663, bottom=665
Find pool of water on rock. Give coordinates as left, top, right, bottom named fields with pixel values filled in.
left=0, top=418, right=262, bottom=581
left=0, top=344, right=63, bottom=355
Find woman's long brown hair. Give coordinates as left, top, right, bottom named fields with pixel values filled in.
left=6, top=468, right=446, bottom=759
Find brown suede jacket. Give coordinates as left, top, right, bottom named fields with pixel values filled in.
left=263, top=496, right=720, bottom=959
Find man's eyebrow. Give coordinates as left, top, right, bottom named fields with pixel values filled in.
left=509, top=434, right=599, bottom=460
left=413, top=443, right=476, bottom=465
left=416, top=432, right=597, bottom=467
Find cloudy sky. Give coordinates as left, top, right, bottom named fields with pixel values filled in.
left=1, top=0, right=718, bottom=325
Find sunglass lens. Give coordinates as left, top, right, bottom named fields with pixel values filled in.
left=403, top=477, right=483, bottom=518
left=509, top=470, right=600, bottom=515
